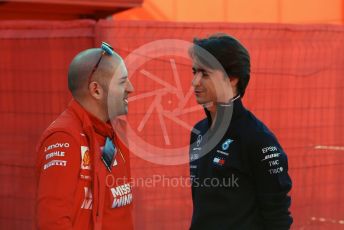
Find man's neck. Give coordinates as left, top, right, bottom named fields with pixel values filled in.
left=76, top=98, right=108, bottom=123
left=205, top=103, right=217, bottom=129
left=207, top=94, right=241, bottom=129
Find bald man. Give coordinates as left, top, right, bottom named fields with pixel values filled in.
left=36, top=42, right=134, bottom=230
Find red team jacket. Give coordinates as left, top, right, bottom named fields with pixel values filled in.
left=36, top=100, right=133, bottom=230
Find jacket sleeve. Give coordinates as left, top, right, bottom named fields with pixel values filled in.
left=36, top=132, right=80, bottom=229
left=248, top=131, right=293, bottom=230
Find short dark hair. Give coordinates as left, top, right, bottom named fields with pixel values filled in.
left=190, top=33, right=251, bottom=97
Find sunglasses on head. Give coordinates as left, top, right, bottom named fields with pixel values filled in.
left=88, top=42, right=115, bottom=84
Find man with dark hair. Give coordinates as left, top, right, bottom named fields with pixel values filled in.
left=36, top=42, right=134, bottom=229
left=189, top=34, right=293, bottom=229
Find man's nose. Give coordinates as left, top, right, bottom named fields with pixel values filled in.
left=126, top=79, right=134, bottom=93
left=192, top=72, right=202, bottom=87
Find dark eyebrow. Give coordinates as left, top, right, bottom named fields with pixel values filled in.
left=192, top=67, right=204, bottom=72
left=192, top=67, right=210, bottom=74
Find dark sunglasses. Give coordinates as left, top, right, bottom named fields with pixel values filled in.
left=88, top=42, right=115, bottom=84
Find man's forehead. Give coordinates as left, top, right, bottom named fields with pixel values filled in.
left=113, top=61, right=128, bottom=78
left=101, top=54, right=124, bottom=71
left=192, top=60, right=213, bottom=72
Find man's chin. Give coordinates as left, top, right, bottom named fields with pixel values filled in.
left=195, top=98, right=209, bottom=105
left=118, top=108, right=128, bottom=117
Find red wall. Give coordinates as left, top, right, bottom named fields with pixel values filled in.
left=114, top=0, right=344, bottom=25
left=1, top=20, right=344, bottom=229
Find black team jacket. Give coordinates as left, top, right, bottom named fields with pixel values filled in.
left=189, top=96, right=293, bottom=230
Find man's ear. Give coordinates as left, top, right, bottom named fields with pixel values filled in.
left=229, top=77, right=239, bottom=96
left=229, top=77, right=239, bottom=87
left=88, top=81, right=104, bottom=100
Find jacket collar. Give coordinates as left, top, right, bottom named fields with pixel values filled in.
left=68, top=99, right=114, bottom=138
left=204, top=95, right=246, bottom=127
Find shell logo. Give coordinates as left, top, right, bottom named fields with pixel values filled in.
left=83, top=150, right=90, bottom=166
left=81, top=146, right=91, bottom=170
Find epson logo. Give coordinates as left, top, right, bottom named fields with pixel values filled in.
left=261, top=146, right=278, bottom=154
left=44, top=142, right=70, bottom=152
